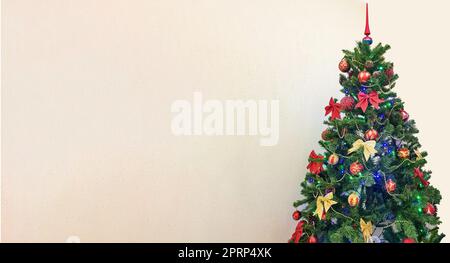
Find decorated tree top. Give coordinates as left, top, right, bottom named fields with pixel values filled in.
left=290, top=4, right=444, bottom=243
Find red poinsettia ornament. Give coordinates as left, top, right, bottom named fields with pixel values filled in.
left=355, top=91, right=384, bottom=112
left=307, top=150, right=324, bottom=175
left=325, top=98, right=342, bottom=120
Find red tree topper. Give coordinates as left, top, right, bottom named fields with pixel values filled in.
left=355, top=91, right=384, bottom=112
left=364, top=3, right=371, bottom=36
left=307, top=150, right=324, bottom=175
left=325, top=98, right=342, bottom=120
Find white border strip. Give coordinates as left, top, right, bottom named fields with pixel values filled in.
left=1, top=0, right=3, bottom=243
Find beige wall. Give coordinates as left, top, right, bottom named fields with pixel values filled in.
left=2, top=0, right=449, bottom=242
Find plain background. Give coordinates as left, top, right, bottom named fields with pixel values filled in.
left=2, top=0, right=450, bottom=242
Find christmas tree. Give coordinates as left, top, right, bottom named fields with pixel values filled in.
left=290, top=4, right=444, bottom=243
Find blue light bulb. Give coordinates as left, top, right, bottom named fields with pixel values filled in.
left=360, top=86, right=367, bottom=93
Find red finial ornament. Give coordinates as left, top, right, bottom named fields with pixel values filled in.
left=364, top=3, right=371, bottom=36
left=362, top=3, right=373, bottom=45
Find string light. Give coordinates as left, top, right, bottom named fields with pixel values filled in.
left=360, top=86, right=367, bottom=93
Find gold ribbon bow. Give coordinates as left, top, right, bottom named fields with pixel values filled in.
left=348, top=139, right=377, bottom=161
left=414, top=149, right=423, bottom=160
left=314, top=192, right=337, bottom=220
left=360, top=218, right=373, bottom=243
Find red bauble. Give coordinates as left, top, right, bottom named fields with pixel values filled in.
left=358, top=70, right=371, bottom=84
left=292, top=210, right=302, bottom=220
left=385, top=179, right=397, bottom=193
left=364, top=129, right=378, bottom=140
left=321, top=129, right=332, bottom=141
left=403, top=238, right=416, bottom=243
left=307, top=235, right=318, bottom=243
left=340, top=96, right=355, bottom=110
left=386, top=68, right=394, bottom=79
left=349, top=161, right=364, bottom=175
left=397, top=148, right=410, bottom=159
left=424, top=203, right=436, bottom=215
left=400, top=109, right=409, bottom=121
left=339, top=58, right=350, bottom=72
left=328, top=153, right=339, bottom=165
left=348, top=192, right=360, bottom=207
